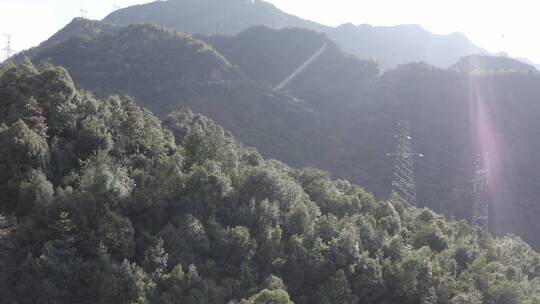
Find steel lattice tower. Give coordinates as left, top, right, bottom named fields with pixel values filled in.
left=388, top=121, right=422, bottom=208
left=2, top=34, right=14, bottom=60
left=472, top=157, right=489, bottom=231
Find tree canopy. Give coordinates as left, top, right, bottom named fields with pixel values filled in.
left=0, top=61, right=539, bottom=303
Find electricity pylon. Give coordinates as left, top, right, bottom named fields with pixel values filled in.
left=2, top=34, right=14, bottom=60
left=387, top=121, right=422, bottom=208
left=472, top=156, right=489, bottom=231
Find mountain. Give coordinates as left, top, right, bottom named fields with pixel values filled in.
left=450, top=54, right=539, bottom=73
left=103, top=0, right=329, bottom=34
left=330, top=23, right=488, bottom=68
left=102, top=0, right=494, bottom=69
left=14, top=22, right=241, bottom=100
left=1, top=60, right=539, bottom=304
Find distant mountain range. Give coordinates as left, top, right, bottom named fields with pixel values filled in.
left=103, top=0, right=536, bottom=69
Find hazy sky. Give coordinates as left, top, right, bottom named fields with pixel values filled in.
left=1, top=0, right=539, bottom=63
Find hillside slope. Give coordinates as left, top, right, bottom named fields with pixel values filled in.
left=364, top=63, right=540, bottom=246
left=198, top=26, right=379, bottom=94
left=18, top=23, right=241, bottom=99
left=1, top=61, right=539, bottom=304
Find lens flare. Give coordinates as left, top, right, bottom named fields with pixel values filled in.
left=468, top=68, right=520, bottom=235
left=274, top=44, right=327, bottom=91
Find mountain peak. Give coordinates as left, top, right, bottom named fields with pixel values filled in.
left=103, top=0, right=329, bottom=34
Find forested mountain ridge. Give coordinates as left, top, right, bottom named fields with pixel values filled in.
left=1, top=60, right=540, bottom=304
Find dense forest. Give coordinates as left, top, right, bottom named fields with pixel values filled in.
left=1, top=59, right=540, bottom=304
left=13, top=18, right=540, bottom=250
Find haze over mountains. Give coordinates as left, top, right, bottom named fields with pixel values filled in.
left=102, top=0, right=528, bottom=69
left=329, top=23, right=488, bottom=68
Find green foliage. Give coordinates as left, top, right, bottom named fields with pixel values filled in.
left=0, top=62, right=539, bottom=304
left=316, top=269, right=359, bottom=304
left=0, top=120, right=50, bottom=211
left=240, top=288, right=293, bottom=304
left=16, top=170, right=54, bottom=216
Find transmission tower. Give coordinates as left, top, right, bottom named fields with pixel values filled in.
left=472, top=156, right=489, bottom=231
left=387, top=121, right=423, bottom=208
left=80, top=9, right=88, bottom=18
left=2, top=34, right=14, bottom=60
